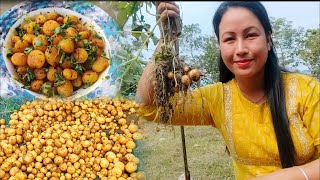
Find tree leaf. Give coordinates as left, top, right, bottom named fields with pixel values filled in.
left=113, top=2, right=142, bottom=28
left=143, top=24, right=151, bottom=31
left=116, top=11, right=130, bottom=28
left=298, top=28, right=320, bottom=78
left=131, top=25, right=144, bottom=39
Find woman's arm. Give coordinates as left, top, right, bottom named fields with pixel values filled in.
left=252, top=158, right=320, bottom=180
left=135, top=51, right=157, bottom=105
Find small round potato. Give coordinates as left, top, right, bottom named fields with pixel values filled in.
left=27, top=50, right=46, bottom=69
left=60, top=59, right=72, bottom=69
left=11, top=53, right=27, bottom=66
left=16, top=66, right=28, bottom=78
left=42, top=20, right=60, bottom=36
left=57, top=80, right=73, bottom=97
left=51, top=34, right=64, bottom=45
left=45, top=46, right=61, bottom=66
left=72, top=75, right=82, bottom=88
left=34, top=68, right=47, bottom=80
left=75, top=24, right=87, bottom=31
left=13, top=40, right=28, bottom=53
left=16, top=66, right=28, bottom=74
left=78, top=31, right=90, bottom=39
left=62, top=68, right=78, bottom=80
left=46, top=12, right=58, bottom=20
left=82, top=70, right=99, bottom=84
left=11, top=36, right=21, bottom=44
left=32, top=35, right=48, bottom=52
left=35, top=14, right=47, bottom=24
left=63, top=15, right=79, bottom=25
left=91, top=38, right=105, bottom=48
left=22, top=34, right=36, bottom=44
left=30, top=79, right=44, bottom=92
left=24, top=22, right=36, bottom=34
left=77, top=39, right=88, bottom=48
left=65, top=27, right=77, bottom=38
left=92, top=57, right=109, bottom=73
left=47, top=66, right=60, bottom=82
left=58, top=38, right=75, bottom=54
left=72, top=48, right=88, bottom=63
left=56, top=16, right=64, bottom=24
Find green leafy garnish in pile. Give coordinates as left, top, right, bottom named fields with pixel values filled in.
left=54, top=72, right=65, bottom=86
left=15, top=25, right=26, bottom=38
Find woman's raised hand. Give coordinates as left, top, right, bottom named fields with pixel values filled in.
left=155, top=1, right=180, bottom=20
left=154, top=1, right=181, bottom=40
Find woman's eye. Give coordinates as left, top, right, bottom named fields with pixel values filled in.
left=247, top=33, right=257, bottom=38
left=224, top=37, right=234, bottom=42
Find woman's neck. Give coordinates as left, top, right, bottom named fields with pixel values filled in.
left=235, top=74, right=266, bottom=103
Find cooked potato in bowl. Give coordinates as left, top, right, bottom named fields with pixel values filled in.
left=2, top=7, right=111, bottom=99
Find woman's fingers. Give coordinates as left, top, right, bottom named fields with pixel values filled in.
left=155, top=1, right=180, bottom=36
left=157, top=2, right=180, bottom=17
left=155, top=1, right=178, bottom=8
left=160, top=9, right=179, bottom=19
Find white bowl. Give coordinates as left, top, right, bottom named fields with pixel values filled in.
left=2, top=7, right=112, bottom=100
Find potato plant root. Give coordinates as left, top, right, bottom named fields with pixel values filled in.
left=153, top=17, right=203, bottom=124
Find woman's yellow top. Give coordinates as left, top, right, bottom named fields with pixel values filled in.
left=138, top=73, right=320, bottom=180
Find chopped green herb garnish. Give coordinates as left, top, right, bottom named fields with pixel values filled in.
left=34, top=39, right=43, bottom=47
left=74, top=33, right=81, bottom=42
left=23, top=68, right=35, bottom=84
left=54, top=72, right=65, bottom=86
left=6, top=48, right=13, bottom=58
left=93, top=33, right=102, bottom=39
left=71, top=56, right=85, bottom=74
left=59, top=52, right=66, bottom=64
left=54, top=27, right=63, bottom=35
left=15, top=25, right=26, bottom=38
left=33, top=25, right=41, bottom=36
left=24, top=47, right=33, bottom=54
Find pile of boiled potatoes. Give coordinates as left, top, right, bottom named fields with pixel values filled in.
left=0, top=97, right=145, bottom=180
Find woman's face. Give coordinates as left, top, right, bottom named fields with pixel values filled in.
left=219, top=7, right=270, bottom=79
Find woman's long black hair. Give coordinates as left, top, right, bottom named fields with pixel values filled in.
left=213, top=2, right=295, bottom=168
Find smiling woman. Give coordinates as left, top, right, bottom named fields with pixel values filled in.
left=218, top=7, right=269, bottom=84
